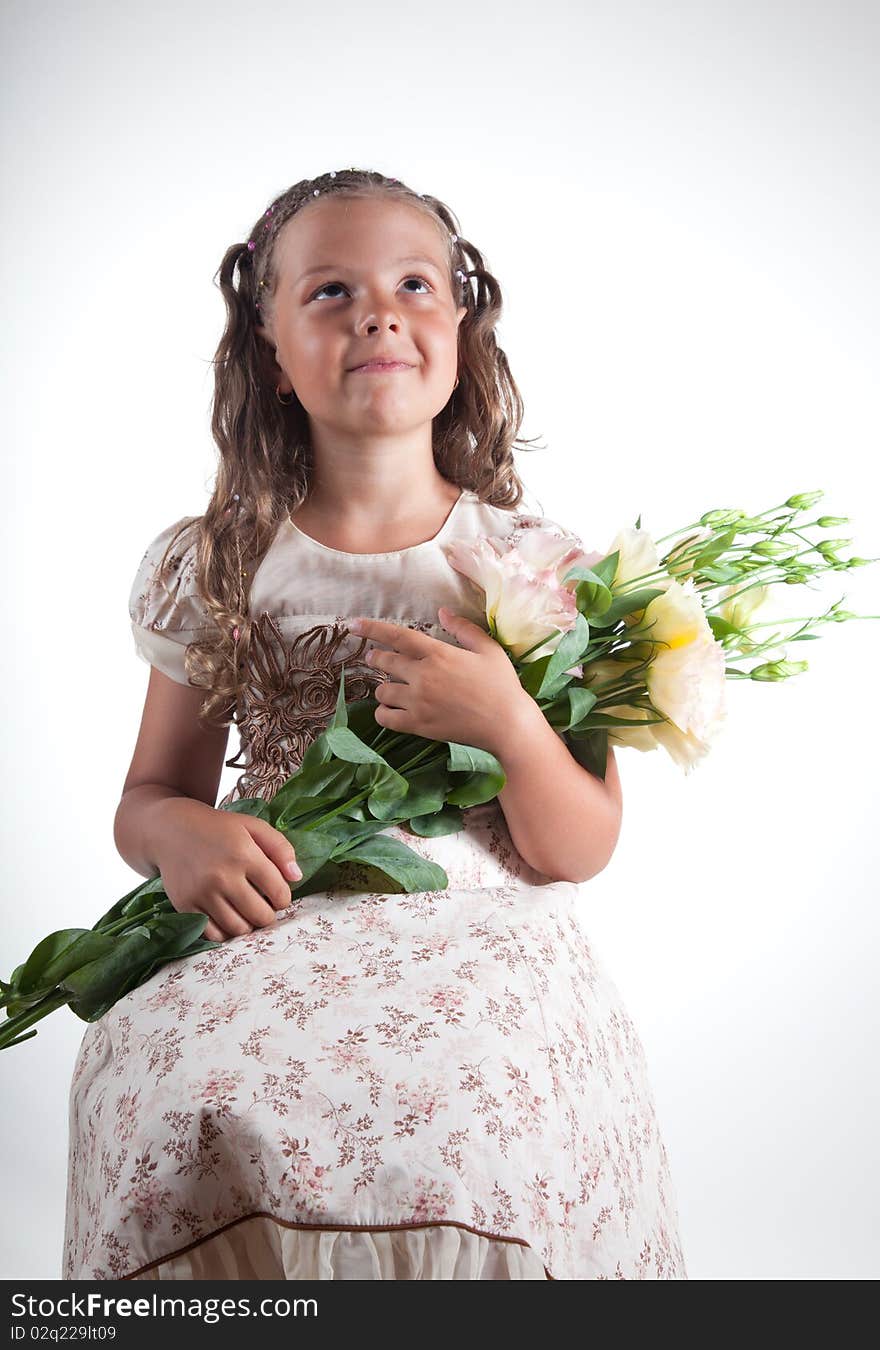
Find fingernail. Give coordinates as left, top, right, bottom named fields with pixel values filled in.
left=285, top=860, right=302, bottom=881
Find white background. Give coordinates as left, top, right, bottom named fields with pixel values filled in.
left=2, top=0, right=878, bottom=1280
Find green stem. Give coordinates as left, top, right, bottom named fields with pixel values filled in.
left=0, top=989, right=71, bottom=1050
left=94, top=901, right=168, bottom=937
left=287, top=737, right=451, bottom=834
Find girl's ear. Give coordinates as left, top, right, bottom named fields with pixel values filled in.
left=456, top=306, right=467, bottom=326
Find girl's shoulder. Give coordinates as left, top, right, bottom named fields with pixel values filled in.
left=464, top=490, right=586, bottom=548
left=128, top=514, right=215, bottom=684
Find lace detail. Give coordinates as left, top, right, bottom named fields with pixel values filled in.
left=219, top=613, right=437, bottom=808
left=128, top=517, right=213, bottom=637
left=506, top=511, right=584, bottom=550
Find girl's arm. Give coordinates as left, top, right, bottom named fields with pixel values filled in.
left=496, top=700, right=623, bottom=884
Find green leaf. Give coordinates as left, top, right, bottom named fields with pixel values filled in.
left=706, top=615, right=741, bottom=640
left=111, top=912, right=216, bottom=995
left=64, top=915, right=214, bottom=1021
left=15, top=929, right=118, bottom=1000
left=596, top=586, right=668, bottom=629
left=539, top=612, right=591, bottom=695
left=369, top=761, right=448, bottom=821
left=566, top=549, right=619, bottom=594
left=290, top=858, right=346, bottom=896
left=566, top=685, right=598, bottom=726
left=691, top=527, right=738, bottom=570
left=446, top=774, right=506, bottom=807
left=324, top=723, right=399, bottom=768
left=323, top=818, right=400, bottom=850
left=220, top=795, right=272, bottom=820
left=61, top=929, right=161, bottom=1021
left=700, top=562, right=745, bottom=584
left=518, top=652, right=553, bottom=699
left=91, top=874, right=165, bottom=930
left=272, top=763, right=360, bottom=827
left=364, top=756, right=448, bottom=820
left=3, top=1027, right=38, bottom=1048
left=114, top=886, right=171, bottom=925
left=335, top=834, right=449, bottom=893
left=332, top=665, right=352, bottom=725
left=407, top=805, right=465, bottom=837
left=542, top=685, right=598, bottom=733
left=563, top=564, right=615, bottom=621
left=568, top=709, right=667, bottom=733
left=447, top=742, right=502, bottom=776
left=564, top=727, right=608, bottom=781
left=275, top=825, right=347, bottom=883
left=441, top=742, right=506, bottom=804
left=339, top=696, right=389, bottom=746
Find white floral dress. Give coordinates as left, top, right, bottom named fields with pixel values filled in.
left=62, top=487, right=688, bottom=1280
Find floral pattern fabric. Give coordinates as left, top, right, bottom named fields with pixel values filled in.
left=63, top=490, right=687, bottom=1280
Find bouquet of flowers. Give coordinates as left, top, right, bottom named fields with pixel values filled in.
left=2, top=489, right=876, bottom=1051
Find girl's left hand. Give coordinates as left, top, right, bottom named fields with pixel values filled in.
left=349, top=608, right=534, bottom=757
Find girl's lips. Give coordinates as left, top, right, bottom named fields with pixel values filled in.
left=350, top=361, right=414, bottom=373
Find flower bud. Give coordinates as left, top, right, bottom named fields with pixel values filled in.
left=816, top=515, right=848, bottom=527
left=753, top=541, right=795, bottom=557
left=699, top=508, right=747, bottom=528
left=665, top=529, right=713, bottom=579
left=749, top=658, right=808, bottom=681
left=786, top=491, right=824, bottom=509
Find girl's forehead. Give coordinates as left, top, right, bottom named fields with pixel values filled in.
left=275, top=197, right=449, bottom=271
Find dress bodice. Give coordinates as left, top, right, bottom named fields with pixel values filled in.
left=128, top=488, right=584, bottom=809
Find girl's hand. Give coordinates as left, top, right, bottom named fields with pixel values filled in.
left=152, top=797, right=302, bottom=942
left=349, top=608, right=532, bottom=756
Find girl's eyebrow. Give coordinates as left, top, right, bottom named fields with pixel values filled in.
left=294, top=255, right=445, bottom=286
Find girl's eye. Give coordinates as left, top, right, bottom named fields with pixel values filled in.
left=310, top=276, right=432, bottom=301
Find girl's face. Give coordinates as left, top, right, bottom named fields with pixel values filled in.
left=257, top=196, right=467, bottom=443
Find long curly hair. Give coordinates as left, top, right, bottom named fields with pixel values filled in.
left=153, top=167, right=545, bottom=735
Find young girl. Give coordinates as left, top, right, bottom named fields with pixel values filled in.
left=63, top=168, right=687, bottom=1281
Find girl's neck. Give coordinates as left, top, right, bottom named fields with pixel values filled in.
left=289, top=479, right=463, bottom=554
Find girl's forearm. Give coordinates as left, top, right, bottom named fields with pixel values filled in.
left=494, top=700, right=622, bottom=884
left=113, top=783, right=191, bottom=878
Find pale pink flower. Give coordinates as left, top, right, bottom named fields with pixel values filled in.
left=443, top=524, right=604, bottom=663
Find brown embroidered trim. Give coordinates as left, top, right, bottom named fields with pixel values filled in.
left=118, top=1211, right=553, bottom=1280
left=219, top=613, right=436, bottom=808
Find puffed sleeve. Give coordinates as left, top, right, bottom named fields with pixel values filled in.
left=128, top=516, right=216, bottom=685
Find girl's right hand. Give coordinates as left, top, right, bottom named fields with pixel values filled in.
left=152, top=797, right=302, bottom=942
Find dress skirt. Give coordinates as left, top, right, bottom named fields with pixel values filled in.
left=62, top=804, right=687, bottom=1280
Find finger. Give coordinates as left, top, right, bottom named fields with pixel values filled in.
left=249, top=857, right=299, bottom=911
left=365, top=647, right=416, bottom=680
left=350, top=617, right=431, bottom=656
left=374, top=678, right=410, bottom=709
left=235, top=876, right=285, bottom=928
left=241, top=819, right=303, bottom=898
left=207, top=894, right=255, bottom=938
left=374, top=702, right=407, bottom=731
left=201, top=916, right=227, bottom=942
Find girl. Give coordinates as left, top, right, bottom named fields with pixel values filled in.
left=63, top=168, right=687, bottom=1280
